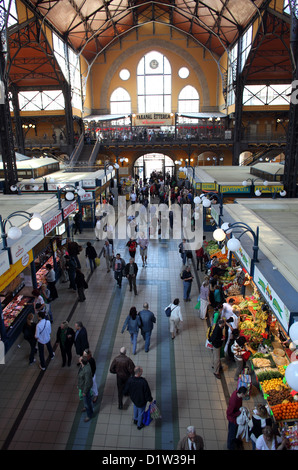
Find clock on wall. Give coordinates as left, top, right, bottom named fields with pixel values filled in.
left=149, top=59, right=159, bottom=69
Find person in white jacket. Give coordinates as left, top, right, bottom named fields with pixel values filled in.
left=165, top=298, right=183, bottom=339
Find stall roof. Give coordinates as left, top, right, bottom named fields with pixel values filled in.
left=194, top=164, right=284, bottom=184
left=223, top=200, right=298, bottom=295
left=83, top=114, right=127, bottom=122
left=178, top=112, right=227, bottom=120
left=0, top=157, right=58, bottom=170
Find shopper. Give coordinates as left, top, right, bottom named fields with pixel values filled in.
left=121, top=307, right=141, bottom=355
left=22, top=313, right=37, bottom=365
left=226, top=386, right=247, bottom=450
left=123, top=366, right=153, bottom=429
left=35, top=310, right=55, bottom=371
left=77, top=356, right=93, bottom=422
left=45, top=263, right=58, bottom=300
left=103, top=240, right=114, bottom=272
left=40, top=283, right=53, bottom=323
left=74, top=321, right=89, bottom=361
left=177, top=425, right=204, bottom=450
left=124, top=258, right=138, bottom=295
left=85, top=241, right=98, bottom=272
left=109, top=347, right=135, bottom=409
left=83, top=349, right=98, bottom=403
left=181, top=266, right=193, bottom=302
left=165, top=298, right=183, bottom=340
left=113, top=253, right=126, bottom=288
left=55, top=321, right=75, bottom=367
left=199, top=279, right=210, bottom=319
left=255, top=425, right=289, bottom=450
left=138, top=302, right=156, bottom=353
left=209, top=318, right=226, bottom=379
left=65, top=255, right=77, bottom=291
left=75, top=268, right=87, bottom=302
left=249, top=404, right=273, bottom=450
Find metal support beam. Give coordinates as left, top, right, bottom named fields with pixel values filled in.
left=284, top=11, right=298, bottom=197
left=0, top=29, right=18, bottom=193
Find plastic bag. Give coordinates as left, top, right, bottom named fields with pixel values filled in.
left=150, top=400, right=162, bottom=419
left=95, top=257, right=101, bottom=267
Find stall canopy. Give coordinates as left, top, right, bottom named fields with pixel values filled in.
left=83, top=115, right=127, bottom=122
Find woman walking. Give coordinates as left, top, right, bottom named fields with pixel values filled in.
left=121, top=306, right=141, bottom=354
left=165, top=298, right=183, bottom=339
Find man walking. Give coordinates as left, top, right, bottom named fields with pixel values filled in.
left=123, top=366, right=153, bottom=430
left=113, top=253, right=126, bottom=288
left=181, top=265, right=194, bottom=301
left=125, top=258, right=138, bottom=295
left=109, top=347, right=135, bottom=409
left=138, top=302, right=156, bottom=353
left=74, top=321, right=89, bottom=362
left=35, top=310, right=55, bottom=371
left=77, top=356, right=94, bottom=422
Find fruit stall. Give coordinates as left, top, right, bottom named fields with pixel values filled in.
left=227, top=292, right=298, bottom=448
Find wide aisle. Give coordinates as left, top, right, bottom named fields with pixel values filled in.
left=0, top=229, right=261, bottom=451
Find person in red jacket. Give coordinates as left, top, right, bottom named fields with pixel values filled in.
left=226, top=386, right=247, bottom=450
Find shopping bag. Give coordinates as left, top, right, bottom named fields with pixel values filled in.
left=142, top=407, right=153, bottom=426
left=194, top=297, right=201, bottom=309
left=95, top=257, right=101, bottom=267
left=150, top=400, right=162, bottom=419
left=205, top=339, right=213, bottom=349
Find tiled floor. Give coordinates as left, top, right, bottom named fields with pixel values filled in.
left=0, top=221, right=265, bottom=451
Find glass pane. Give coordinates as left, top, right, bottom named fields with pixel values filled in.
left=164, top=95, right=171, bottom=113
left=137, top=75, right=144, bottom=95
left=164, top=75, right=171, bottom=93
left=145, top=75, right=163, bottom=94
left=137, top=57, right=145, bottom=75
left=138, top=95, right=145, bottom=113
left=146, top=95, right=162, bottom=112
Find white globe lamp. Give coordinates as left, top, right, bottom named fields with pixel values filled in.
left=227, top=237, right=241, bottom=252
left=7, top=226, right=22, bottom=240
left=213, top=228, right=226, bottom=242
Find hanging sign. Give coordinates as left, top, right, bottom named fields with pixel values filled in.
left=134, top=113, right=173, bottom=126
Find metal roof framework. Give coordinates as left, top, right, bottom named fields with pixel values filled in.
left=2, top=0, right=293, bottom=91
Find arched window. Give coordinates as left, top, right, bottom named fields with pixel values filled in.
left=178, top=85, right=199, bottom=113
left=110, top=87, right=131, bottom=115
left=137, top=51, right=171, bottom=113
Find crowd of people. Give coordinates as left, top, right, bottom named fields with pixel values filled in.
left=20, top=170, right=289, bottom=450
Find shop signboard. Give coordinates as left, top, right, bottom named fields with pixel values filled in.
left=220, top=185, right=251, bottom=194
left=254, top=184, right=284, bottom=194
left=80, top=191, right=94, bottom=202
left=0, top=250, right=33, bottom=292
left=201, top=183, right=216, bottom=191
left=0, top=250, right=10, bottom=277
left=43, top=212, right=63, bottom=236
left=233, top=245, right=251, bottom=273
left=63, top=201, right=77, bottom=219
left=8, top=227, right=44, bottom=265
left=253, top=266, right=290, bottom=332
